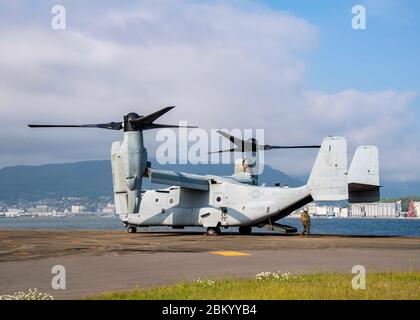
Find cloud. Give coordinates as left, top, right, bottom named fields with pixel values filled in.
left=0, top=0, right=418, bottom=182
left=270, top=89, right=419, bottom=181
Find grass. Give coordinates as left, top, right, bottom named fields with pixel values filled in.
left=89, top=272, right=420, bottom=300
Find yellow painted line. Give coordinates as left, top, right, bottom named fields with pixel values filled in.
left=209, top=251, right=251, bottom=257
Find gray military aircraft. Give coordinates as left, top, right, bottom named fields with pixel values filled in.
left=29, top=106, right=380, bottom=235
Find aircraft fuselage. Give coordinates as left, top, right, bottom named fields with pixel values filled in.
left=124, top=179, right=311, bottom=228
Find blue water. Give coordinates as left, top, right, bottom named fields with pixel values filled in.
left=0, top=216, right=419, bottom=237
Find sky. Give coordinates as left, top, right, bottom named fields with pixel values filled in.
left=0, top=0, right=419, bottom=182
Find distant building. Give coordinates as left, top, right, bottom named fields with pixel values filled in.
left=33, top=205, right=48, bottom=213
left=305, top=203, right=351, bottom=217
left=350, top=201, right=401, bottom=218
left=291, top=202, right=403, bottom=219
left=27, top=205, right=55, bottom=217
left=71, top=205, right=86, bottom=214
left=415, top=202, right=420, bottom=218
left=2, top=208, right=26, bottom=217
left=291, top=204, right=346, bottom=218
left=338, top=207, right=349, bottom=218
left=307, top=203, right=335, bottom=217
left=101, top=203, right=115, bottom=215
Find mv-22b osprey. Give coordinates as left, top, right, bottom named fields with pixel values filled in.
left=29, top=107, right=380, bottom=235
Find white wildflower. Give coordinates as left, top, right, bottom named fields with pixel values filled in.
left=0, top=288, right=54, bottom=300
left=193, top=278, right=216, bottom=288
left=255, top=271, right=298, bottom=282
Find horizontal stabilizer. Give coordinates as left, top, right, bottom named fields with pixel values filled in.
left=348, top=183, right=380, bottom=203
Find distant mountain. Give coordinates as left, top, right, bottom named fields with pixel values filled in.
left=0, top=161, right=113, bottom=203
left=0, top=160, right=302, bottom=204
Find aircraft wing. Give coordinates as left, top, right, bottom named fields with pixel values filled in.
left=148, top=169, right=210, bottom=191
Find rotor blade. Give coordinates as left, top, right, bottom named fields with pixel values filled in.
left=264, top=144, right=321, bottom=150
left=207, top=147, right=238, bottom=154
left=217, top=131, right=262, bottom=153
left=143, top=123, right=198, bottom=130
left=28, top=122, right=123, bottom=130
left=217, top=130, right=246, bottom=148
left=130, top=106, right=175, bottom=126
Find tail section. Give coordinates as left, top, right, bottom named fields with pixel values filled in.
left=307, top=137, right=348, bottom=201
left=348, top=146, right=380, bottom=203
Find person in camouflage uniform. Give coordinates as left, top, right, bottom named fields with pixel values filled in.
left=300, top=207, right=311, bottom=237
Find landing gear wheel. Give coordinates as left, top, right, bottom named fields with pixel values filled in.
left=239, top=226, right=252, bottom=235
left=127, top=226, right=137, bottom=233
left=206, top=227, right=221, bottom=236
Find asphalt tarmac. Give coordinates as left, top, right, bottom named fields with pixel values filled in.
left=0, top=230, right=419, bottom=299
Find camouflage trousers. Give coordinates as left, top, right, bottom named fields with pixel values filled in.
left=301, top=224, right=310, bottom=237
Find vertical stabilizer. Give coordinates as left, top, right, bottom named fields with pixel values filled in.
left=307, top=137, right=348, bottom=201
left=348, top=146, right=380, bottom=203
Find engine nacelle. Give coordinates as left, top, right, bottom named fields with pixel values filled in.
left=111, top=131, right=147, bottom=215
